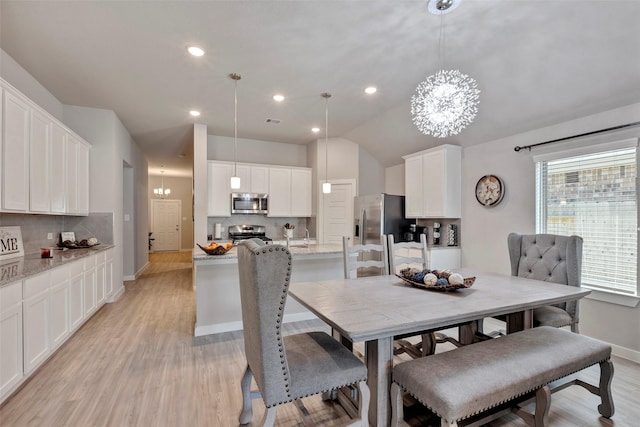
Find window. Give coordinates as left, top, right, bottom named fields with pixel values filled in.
left=535, top=139, right=638, bottom=297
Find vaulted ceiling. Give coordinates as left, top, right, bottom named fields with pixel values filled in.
left=2, top=1, right=639, bottom=176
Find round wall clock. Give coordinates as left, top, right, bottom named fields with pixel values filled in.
left=475, top=175, right=505, bottom=207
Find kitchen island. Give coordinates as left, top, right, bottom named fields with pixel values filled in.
left=193, top=243, right=343, bottom=336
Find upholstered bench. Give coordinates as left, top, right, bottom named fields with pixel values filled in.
left=391, top=326, right=614, bottom=427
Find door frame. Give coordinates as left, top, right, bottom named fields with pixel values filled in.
left=150, top=199, right=182, bottom=252
left=318, top=178, right=357, bottom=245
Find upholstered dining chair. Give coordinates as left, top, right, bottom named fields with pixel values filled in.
left=342, top=235, right=389, bottom=279
left=236, top=239, right=370, bottom=426
left=508, top=232, right=583, bottom=333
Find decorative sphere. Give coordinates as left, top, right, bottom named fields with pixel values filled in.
left=436, top=278, right=449, bottom=286
left=423, top=273, right=438, bottom=285
left=448, top=273, right=464, bottom=285
left=412, top=271, right=426, bottom=282
left=438, top=270, right=452, bottom=279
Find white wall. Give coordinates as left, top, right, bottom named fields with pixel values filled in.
left=358, top=146, right=384, bottom=195
left=385, top=163, right=405, bottom=195
left=208, top=135, right=307, bottom=167
left=0, top=49, right=63, bottom=120
left=461, top=102, right=640, bottom=357
left=194, top=124, right=208, bottom=247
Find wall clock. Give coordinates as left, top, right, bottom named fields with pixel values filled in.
left=475, top=175, right=505, bottom=207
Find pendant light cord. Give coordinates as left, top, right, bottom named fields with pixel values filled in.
left=234, top=78, right=238, bottom=177
left=325, top=96, right=329, bottom=184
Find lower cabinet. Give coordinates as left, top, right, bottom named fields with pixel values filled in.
left=23, top=272, right=50, bottom=374
left=0, top=281, right=23, bottom=401
left=0, top=249, right=113, bottom=404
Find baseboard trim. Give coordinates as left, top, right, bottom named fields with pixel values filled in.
left=123, top=275, right=135, bottom=281
left=106, top=286, right=125, bottom=303
left=611, top=343, right=640, bottom=363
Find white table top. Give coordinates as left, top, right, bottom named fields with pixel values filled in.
left=289, top=268, right=591, bottom=343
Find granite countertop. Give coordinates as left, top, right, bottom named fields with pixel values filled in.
left=0, top=244, right=115, bottom=287
left=193, top=243, right=343, bottom=263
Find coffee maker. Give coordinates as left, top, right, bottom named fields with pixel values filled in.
left=403, top=224, right=426, bottom=242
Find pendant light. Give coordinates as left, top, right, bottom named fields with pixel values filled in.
left=321, top=92, right=332, bottom=194
left=411, top=0, right=480, bottom=138
left=154, top=169, right=171, bottom=198
left=230, top=73, right=241, bottom=190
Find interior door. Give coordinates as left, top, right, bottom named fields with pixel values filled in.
left=152, top=200, right=181, bottom=252
left=321, top=182, right=355, bottom=245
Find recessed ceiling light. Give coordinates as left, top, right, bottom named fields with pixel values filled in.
left=311, top=127, right=320, bottom=133
left=187, top=46, right=205, bottom=57
left=273, top=94, right=285, bottom=102
left=365, top=86, right=377, bottom=95
left=189, top=110, right=201, bottom=117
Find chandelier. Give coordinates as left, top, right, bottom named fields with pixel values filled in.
left=154, top=170, right=171, bottom=198
left=411, top=0, right=480, bottom=138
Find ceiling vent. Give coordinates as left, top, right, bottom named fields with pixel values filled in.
left=265, top=118, right=281, bottom=124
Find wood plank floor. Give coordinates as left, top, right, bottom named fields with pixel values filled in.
left=1, top=252, right=638, bottom=426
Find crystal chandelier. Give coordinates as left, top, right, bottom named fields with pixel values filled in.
left=154, top=170, right=171, bottom=198
left=230, top=73, right=241, bottom=190
left=411, top=0, right=479, bottom=138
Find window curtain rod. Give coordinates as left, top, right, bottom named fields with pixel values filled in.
left=513, top=121, right=640, bottom=152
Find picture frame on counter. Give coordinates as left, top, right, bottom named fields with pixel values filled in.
left=0, top=226, right=24, bottom=261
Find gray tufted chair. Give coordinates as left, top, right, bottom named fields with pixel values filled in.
left=237, top=239, right=370, bottom=426
left=508, top=232, right=583, bottom=333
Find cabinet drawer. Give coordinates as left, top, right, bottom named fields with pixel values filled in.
left=50, top=265, right=69, bottom=284
left=69, top=259, right=84, bottom=277
left=23, top=272, right=50, bottom=299
left=95, top=251, right=106, bottom=263
left=84, top=255, right=96, bottom=269
left=0, top=281, right=22, bottom=311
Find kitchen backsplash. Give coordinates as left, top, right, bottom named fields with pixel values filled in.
left=207, top=215, right=312, bottom=241
left=0, top=212, right=114, bottom=255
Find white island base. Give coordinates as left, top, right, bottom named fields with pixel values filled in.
left=193, top=244, right=344, bottom=337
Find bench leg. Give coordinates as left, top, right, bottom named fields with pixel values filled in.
left=390, top=383, right=410, bottom=427
left=598, top=359, right=615, bottom=418
left=534, top=385, right=551, bottom=427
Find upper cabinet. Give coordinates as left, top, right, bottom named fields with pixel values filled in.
left=235, top=164, right=269, bottom=194
left=207, top=161, right=233, bottom=217
left=403, top=144, right=461, bottom=219
left=2, top=90, right=30, bottom=211
left=268, top=166, right=312, bottom=217
left=1, top=79, right=90, bottom=216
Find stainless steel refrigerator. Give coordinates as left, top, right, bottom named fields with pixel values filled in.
left=353, top=194, right=413, bottom=245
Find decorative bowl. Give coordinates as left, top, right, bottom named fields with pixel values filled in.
left=395, top=273, right=475, bottom=292
left=197, top=243, right=231, bottom=255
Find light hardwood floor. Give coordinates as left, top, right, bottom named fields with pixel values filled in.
left=1, top=252, right=638, bottom=426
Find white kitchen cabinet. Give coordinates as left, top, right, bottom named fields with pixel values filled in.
left=50, top=122, right=67, bottom=213
left=429, top=247, right=461, bottom=270
left=66, top=135, right=79, bottom=214
left=403, top=144, right=461, bottom=219
left=96, top=252, right=106, bottom=306
left=290, top=168, right=312, bottom=217
left=2, top=90, right=30, bottom=211
left=83, top=256, right=97, bottom=317
left=68, top=261, right=84, bottom=331
left=105, top=248, right=114, bottom=297
left=207, top=161, right=233, bottom=216
left=77, top=142, right=90, bottom=215
left=49, top=266, right=70, bottom=350
left=23, top=272, right=50, bottom=374
left=29, top=108, right=51, bottom=212
left=249, top=165, right=269, bottom=194
left=268, top=167, right=292, bottom=217
left=0, top=281, right=23, bottom=402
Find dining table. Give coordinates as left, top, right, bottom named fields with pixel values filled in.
left=288, top=268, right=591, bottom=426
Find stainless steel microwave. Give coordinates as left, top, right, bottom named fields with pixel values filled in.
left=231, top=193, right=268, bottom=214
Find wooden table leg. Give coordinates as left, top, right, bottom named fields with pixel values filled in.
left=365, top=336, right=393, bottom=427
left=506, top=309, right=533, bottom=334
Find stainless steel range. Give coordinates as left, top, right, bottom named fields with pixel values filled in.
left=228, top=225, right=272, bottom=244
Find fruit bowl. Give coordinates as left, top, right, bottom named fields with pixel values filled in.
left=396, top=268, right=475, bottom=292
left=197, top=242, right=233, bottom=255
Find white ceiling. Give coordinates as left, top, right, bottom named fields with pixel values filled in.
left=2, top=1, right=639, bottom=177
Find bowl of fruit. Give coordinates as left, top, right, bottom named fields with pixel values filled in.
left=197, top=242, right=234, bottom=255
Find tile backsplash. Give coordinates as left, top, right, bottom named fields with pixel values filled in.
left=207, top=215, right=312, bottom=242
left=0, top=212, right=114, bottom=255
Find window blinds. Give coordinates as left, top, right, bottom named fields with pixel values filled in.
left=536, top=145, right=638, bottom=296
